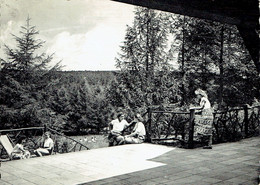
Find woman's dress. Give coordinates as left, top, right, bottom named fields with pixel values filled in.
left=194, top=97, right=213, bottom=136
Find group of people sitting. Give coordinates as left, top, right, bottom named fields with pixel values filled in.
left=11, top=111, right=145, bottom=160
left=108, top=112, right=146, bottom=146
left=11, top=131, right=54, bottom=159
left=11, top=87, right=213, bottom=161
left=107, top=88, right=214, bottom=149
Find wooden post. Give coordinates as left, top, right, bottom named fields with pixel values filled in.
left=188, top=109, right=195, bottom=148
left=243, top=104, right=249, bottom=137
left=147, top=107, right=152, bottom=142
left=213, top=112, right=219, bottom=142
left=44, top=125, right=47, bottom=133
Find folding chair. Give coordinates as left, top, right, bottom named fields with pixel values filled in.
left=0, top=135, right=14, bottom=160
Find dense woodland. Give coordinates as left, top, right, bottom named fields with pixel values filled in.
left=1, top=8, right=259, bottom=135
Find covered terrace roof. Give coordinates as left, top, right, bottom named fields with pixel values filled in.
left=112, top=0, right=260, bottom=72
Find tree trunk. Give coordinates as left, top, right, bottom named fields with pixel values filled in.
left=218, top=25, right=224, bottom=109
left=181, top=16, right=186, bottom=106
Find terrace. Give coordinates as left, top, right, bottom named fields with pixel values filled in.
left=0, top=105, right=259, bottom=184
left=0, top=136, right=259, bottom=185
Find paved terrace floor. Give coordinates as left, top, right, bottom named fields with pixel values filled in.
left=0, top=136, right=259, bottom=185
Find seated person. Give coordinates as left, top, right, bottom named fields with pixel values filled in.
left=108, top=112, right=130, bottom=146
left=34, top=131, right=54, bottom=157
left=125, top=113, right=146, bottom=144
left=11, top=137, right=31, bottom=159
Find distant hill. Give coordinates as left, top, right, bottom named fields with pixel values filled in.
left=55, top=70, right=118, bottom=85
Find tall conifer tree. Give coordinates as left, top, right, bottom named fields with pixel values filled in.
left=113, top=7, right=177, bottom=110
left=0, top=17, right=60, bottom=129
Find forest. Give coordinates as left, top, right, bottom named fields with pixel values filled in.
left=0, top=7, right=259, bottom=136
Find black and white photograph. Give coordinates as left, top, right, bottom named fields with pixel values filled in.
left=0, top=0, right=259, bottom=184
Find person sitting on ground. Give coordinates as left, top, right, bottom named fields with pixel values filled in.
left=124, top=113, right=146, bottom=144
left=11, top=137, right=31, bottom=159
left=34, top=131, right=54, bottom=157
left=108, top=112, right=130, bottom=146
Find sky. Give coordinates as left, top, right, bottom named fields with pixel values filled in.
left=0, top=0, right=136, bottom=71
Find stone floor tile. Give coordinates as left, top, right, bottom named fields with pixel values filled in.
left=210, top=172, right=240, bottom=181
left=79, top=180, right=105, bottom=185
left=139, top=180, right=161, bottom=185
left=166, top=172, right=193, bottom=181
left=242, top=160, right=259, bottom=166
left=226, top=176, right=251, bottom=184
left=233, top=167, right=259, bottom=176
left=25, top=175, right=62, bottom=185
left=1, top=174, right=20, bottom=182
left=166, top=166, right=189, bottom=174
left=244, top=171, right=259, bottom=179
left=200, top=177, right=222, bottom=184
left=74, top=176, right=100, bottom=185
left=213, top=180, right=238, bottom=185
left=198, top=162, right=225, bottom=170
left=169, top=177, right=197, bottom=185
left=105, top=174, right=126, bottom=179
left=219, top=159, right=243, bottom=165
left=242, top=179, right=259, bottom=185
left=0, top=171, right=16, bottom=181
left=189, top=180, right=213, bottom=185
left=1, top=164, right=16, bottom=173
left=184, top=166, right=211, bottom=175
left=0, top=179, right=11, bottom=185
left=49, top=176, right=80, bottom=185
left=5, top=178, right=35, bottom=185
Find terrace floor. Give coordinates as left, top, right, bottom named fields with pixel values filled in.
left=0, top=136, right=259, bottom=185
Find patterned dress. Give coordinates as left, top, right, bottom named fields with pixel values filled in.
left=194, top=97, right=214, bottom=136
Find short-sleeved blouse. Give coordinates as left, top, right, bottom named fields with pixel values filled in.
left=200, top=97, right=211, bottom=109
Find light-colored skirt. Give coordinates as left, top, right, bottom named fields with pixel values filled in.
left=194, top=108, right=213, bottom=136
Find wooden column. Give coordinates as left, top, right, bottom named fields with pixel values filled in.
left=243, top=104, right=249, bottom=137
left=147, top=107, right=152, bottom=142
left=44, top=124, right=47, bottom=133
left=188, top=109, right=195, bottom=148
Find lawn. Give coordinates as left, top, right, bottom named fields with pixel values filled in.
left=53, top=134, right=110, bottom=153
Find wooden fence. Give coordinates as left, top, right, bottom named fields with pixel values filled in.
left=1, top=104, right=259, bottom=158
left=0, top=125, right=89, bottom=160
left=146, top=105, right=260, bottom=148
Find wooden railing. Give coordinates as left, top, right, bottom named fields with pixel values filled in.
left=1, top=104, right=259, bottom=157
left=0, top=125, right=90, bottom=159
left=146, top=104, right=260, bottom=148
left=212, top=105, right=260, bottom=144
left=47, top=127, right=90, bottom=152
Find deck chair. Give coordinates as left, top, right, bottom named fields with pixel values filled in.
left=0, top=135, right=14, bottom=160
left=0, top=135, right=30, bottom=160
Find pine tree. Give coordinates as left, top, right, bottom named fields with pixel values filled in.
left=0, top=17, right=61, bottom=129
left=170, top=15, right=259, bottom=107
left=113, top=7, right=177, bottom=110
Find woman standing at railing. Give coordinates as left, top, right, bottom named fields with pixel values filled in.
left=190, top=89, right=213, bottom=149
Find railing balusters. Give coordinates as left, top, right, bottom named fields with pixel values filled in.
left=147, top=104, right=259, bottom=148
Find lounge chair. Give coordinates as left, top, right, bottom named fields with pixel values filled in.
left=0, top=135, right=31, bottom=160
left=0, top=135, right=14, bottom=160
